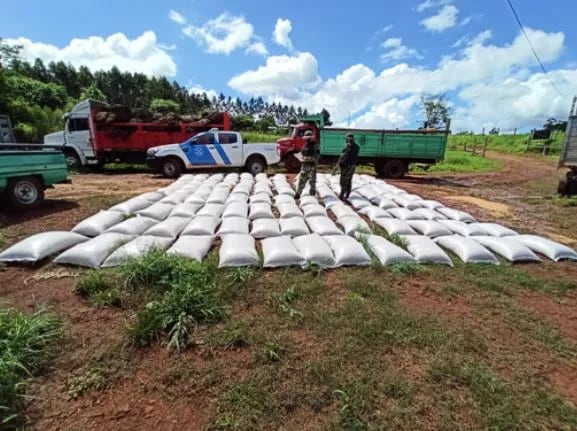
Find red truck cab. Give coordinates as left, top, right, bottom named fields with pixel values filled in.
left=276, top=116, right=323, bottom=172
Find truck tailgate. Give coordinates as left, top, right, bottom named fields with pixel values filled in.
left=560, top=98, right=577, bottom=167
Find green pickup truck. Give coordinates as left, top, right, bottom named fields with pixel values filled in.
left=1, top=145, right=69, bottom=209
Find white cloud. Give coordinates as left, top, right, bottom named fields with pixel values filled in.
left=470, top=30, right=493, bottom=46
left=228, top=52, right=320, bottom=98
left=381, top=37, right=422, bottom=62
left=169, top=10, right=186, bottom=25
left=229, top=27, right=571, bottom=131
left=350, top=96, right=421, bottom=129
left=421, top=4, right=459, bottom=32
left=416, top=0, right=451, bottom=13
left=273, top=18, right=293, bottom=50
left=188, top=84, right=218, bottom=101
left=6, top=31, right=176, bottom=77
left=246, top=41, right=268, bottom=56
left=183, top=13, right=254, bottom=55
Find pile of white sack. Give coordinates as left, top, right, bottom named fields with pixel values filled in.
left=1, top=172, right=576, bottom=269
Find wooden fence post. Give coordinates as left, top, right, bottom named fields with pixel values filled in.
left=483, top=137, right=488, bottom=157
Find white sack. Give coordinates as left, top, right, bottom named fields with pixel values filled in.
left=206, top=190, right=230, bottom=204
left=274, top=195, right=296, bottom=206
left=105, top=216, right=157, bottom=235
left=72, top=211, right=126, bottom=237
left=401, top=235, right=453, bottom=266
left=407, top=221, right=453, bottom=238
left=387, top=208, right=424, bottom=221
left=392, top=196, right=423, bottom=210
left=249, top=193, right=272, bottom=205
left=197, top=203, right=225, bottom=218
left=167, top=235, right=214, bottom=262
left=323, top=235, right=372, bottom=267
left=139, top=191, right=165, bottom=202
left=144, top=216, right=191, bottom=238
left=419, top=200, right=445, bottom=210
left=250, top=219, right=281, bottom=239
left=223, top=202, right=249, bottom=218
left=170, top=203, right=202, bottom=218
left=279, top=217, right=310, bottom=237
left=276, top=186, right=296, bottom=197
left=435, top=235, right=499, bottom=264
left=277, top=203, right=304, bottom=219
left=476, top=223, right=518, bottom=237
left=439, top=220, right=487, bottom=237
left=293, top=234, right=335, bottom=267
left=137, top=203, right=175, bottom=221
left=182, top=216, right=221, bottom=236
left=303, top=204, right=327, bottom=218
left=218, top=217, right=250, bottom=235
left=0, top=231, right=88, bottom=263
left=254, top=183, right=273, bottom=196
left=226, top=193, right=249, bottom=204
left=375, top=197, right=398, bottom=210
left=299, top=196, right=319, bottom=207
left=160, top=191, right=189, bottom=205
left=101, top=236, right=174, bottom=267
left=361, top=234, right=415, bottom=266
left=349, top=198, right=371, bottom=210
left=338, top=216, right=372, bottom=236
left=261, top=236, right=307, bottom=268
left=219, top=234, right=260, bottom=267
left=306, top=217, right=343, bottom=236
left=436, top=208, right=477, bottom=223
left=363, top=206, right=391, bottom=222
left=249, top=203, right=274, bottom=220
left=108, top=197, right=151, bottom=215
left=472, top=236, right=540, bottom=262
left=510, top=235, right=577, bottom=262
left=54, top=233, right=134, bottom=268
left=374, top=219, right=417, bottom=236
left=411, top=208, right=447, bottom=221
left=185, top=194, right=207, bottom=205
left=330, top=205, right=358, bottom=220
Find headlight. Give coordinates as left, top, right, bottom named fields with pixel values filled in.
left=147, top=148, right=158, bottom=155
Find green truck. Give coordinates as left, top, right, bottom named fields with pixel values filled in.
left=1, top=144, right=70, bottom=209
left=276, top=115, right=450, bottom=178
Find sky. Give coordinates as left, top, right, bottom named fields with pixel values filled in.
left=3, top=0, right=577, bottom=132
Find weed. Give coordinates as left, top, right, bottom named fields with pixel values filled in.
left=426, top=150, right=501, bottom=173
left=75, top=269, right=126, bottom=307
left=209, top=321, right=251, bottom=349
left=333, top=389, right=368, bottom=431
left=262, top=341, right=282, bottom=362
left=67, top=368, right=106, bottom=399
left=271, top=286, right=303, bottom=319
left=225, top=267, right=258, bottom=285
left=389, top=261, right=421, bottom=276
left=0, top=308, right=62, bottom=426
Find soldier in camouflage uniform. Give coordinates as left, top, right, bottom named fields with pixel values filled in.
left=337, top=133, right=360, bottom=201
left=294, top=131, right=319, bottom=199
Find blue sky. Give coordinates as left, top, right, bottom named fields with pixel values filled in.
left=4, top=0, right=577, bottom=131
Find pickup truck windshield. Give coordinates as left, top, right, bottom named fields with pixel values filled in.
left=188, top=133, right=215, bottom=145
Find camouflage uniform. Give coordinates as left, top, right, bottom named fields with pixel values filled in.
left=337, top=134, right=360, bottom=200
left=295, top=131, right=318, bottom=198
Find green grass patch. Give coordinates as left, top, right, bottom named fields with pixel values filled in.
left=242, top=132, right=282, bottom=144
left=0, top=308, right=62, bottom=426
left=76, top=250, right=227, bottom=351
left=426, top=150, right=501, bottom=173
left=449, top=132, right=565, bottom=156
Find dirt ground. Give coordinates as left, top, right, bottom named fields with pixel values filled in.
left=1, top=155, right=577, bottom=430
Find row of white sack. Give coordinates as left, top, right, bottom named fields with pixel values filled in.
left=69, top=212, right=368, bottom=239
left=1, top=229, right=576, bottom=268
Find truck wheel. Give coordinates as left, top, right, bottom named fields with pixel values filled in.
left=380, top=160, right=407, bottom=179
left=285, top=153, right=301, bottom=173
left=558, top=178, right=569, bottom=196
left=64, top=150, right=81, bottom=170
left=6, top=177, right=44, bottom=210
left=246, top=156, right=266, bottom=175
left=161, top=158, right=183, bottom=178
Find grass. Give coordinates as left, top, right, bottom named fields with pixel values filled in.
left=242, top=132, right=282, bottom=144
left=448, top=132, right=566, bottom=156
left=0, top=308, right=62, bottom=426
left=426, top=150, right=501, bottom=173
left=76, top=249, right=227, bottom=351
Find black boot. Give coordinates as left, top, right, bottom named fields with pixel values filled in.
left=294, top=192, right=300, bottom=200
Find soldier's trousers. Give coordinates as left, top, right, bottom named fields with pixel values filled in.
left=296, top=162, right=317, bottom=195
left=339, top=164, right=356, bottom=198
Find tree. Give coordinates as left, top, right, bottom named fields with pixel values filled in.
left=543, top=117, right=567, bottom=132
left=231, top=114, right=254, bottom=131
left=421, top=93, right=451, bottom=129
left=488, top=127, right=500, bottom=135
left=79, top=85, right=106, bottom=101
left=150, top=98, right=180, bottom=113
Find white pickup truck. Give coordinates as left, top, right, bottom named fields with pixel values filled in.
left=146, top=130, right=280, bottom=178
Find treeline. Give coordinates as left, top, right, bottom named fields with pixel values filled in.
left=0, top=40, right=310, bottom=142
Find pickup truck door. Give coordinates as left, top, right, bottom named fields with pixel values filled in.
left=182, top=133, right=218, bottom=167
left=216, top=132, right=243, bottom=166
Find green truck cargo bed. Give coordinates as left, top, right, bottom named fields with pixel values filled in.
left=320, top=128, right=447, bottom=162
